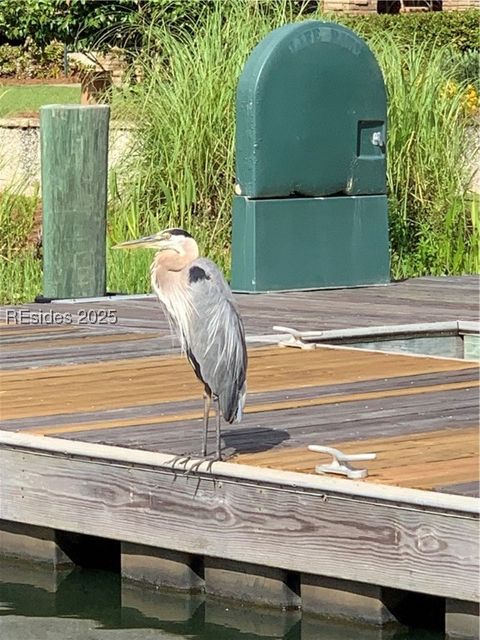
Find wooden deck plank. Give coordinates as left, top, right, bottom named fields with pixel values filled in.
left=436, top=481, right=479, bottom=497
left=234, top=428, right=478, bottom=465
left=3, top=366, right=476, bottom=428
left=3, top=373, right=475, bottom=453
left=1, top=331, right=158, bottom=351
left=0, top=329, right=475, bottom=371
left=0, top=325, right=80, bottom=336
left=39, top=389, right=480, bottom=494
left=1, top=343, right=476, bottom=496
left=233, top=427, right=479, bottom=491
left=17, top=379, right=477, bottom=436
left=1, top=276, right=478, bottom=362
left=0, top=275, right=478, bottom=500
left=4, top=341, right=472, bottom=386
left=1, top=346, right=477, bottom=419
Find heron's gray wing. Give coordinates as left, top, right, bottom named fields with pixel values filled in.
left=186, top=258, right=247, bottom=423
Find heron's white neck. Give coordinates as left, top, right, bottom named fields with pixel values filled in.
left=150, top=253, right=196, bottom=350
left=154, top=237, right=199, bottom=272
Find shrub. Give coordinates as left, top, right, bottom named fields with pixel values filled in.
left=0, top=42, right=84, bottom=79
left=1, top=0, right=478, bottom=53
left=337, top=9, right=480, bottom=53
left=445, top=49, right=480, bottom=91
left=0, top=0, right=141, bottom=49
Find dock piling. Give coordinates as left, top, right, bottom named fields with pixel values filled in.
left=40, top=104, right=109, bottom=299
left=301, top=574, right=397, bottom=625
left=0, top=519, right=73, bottom=568
left=121, top=542, right=204, bottom=592
left=204, top=557, right=301, bottom=609
left=446, top=599, right=480, bottom=639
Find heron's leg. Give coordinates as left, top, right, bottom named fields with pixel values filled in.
left=201, top=392, right=211, bottom=457
left=176, top=397, right=220, bottom=475
left=215, top=397, right=222, bottom=461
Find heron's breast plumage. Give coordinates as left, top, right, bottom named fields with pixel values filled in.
left=150, top=259, right=193, bottom=349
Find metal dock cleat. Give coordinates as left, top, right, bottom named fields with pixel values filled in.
left=308, top=445, right=377, bottom=479
left=273, top=325, right=321, bottom=349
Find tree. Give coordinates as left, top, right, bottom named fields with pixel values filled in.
left=0, top=0, right=144, bottom=50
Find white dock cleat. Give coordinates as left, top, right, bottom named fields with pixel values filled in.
left=308, top=445, right=377, bottom=479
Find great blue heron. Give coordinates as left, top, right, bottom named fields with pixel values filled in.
left=114, top=228, right=247, bottom=461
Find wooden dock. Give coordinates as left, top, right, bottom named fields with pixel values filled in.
left=1, top=275, right=479, bottom=637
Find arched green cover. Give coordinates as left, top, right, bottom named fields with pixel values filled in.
left=236, top=21, right=387, bottom=198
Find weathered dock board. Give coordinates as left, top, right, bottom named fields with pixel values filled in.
left=1, top=432, right=478, bottom=603
left=0, top=275, right=479, bottom=634
left=1, top=274, right=478, bottom=367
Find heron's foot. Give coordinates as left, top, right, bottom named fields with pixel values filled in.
left=186, top=453, right=223, bottom=475
left=168, top=453, right=193, bottom=469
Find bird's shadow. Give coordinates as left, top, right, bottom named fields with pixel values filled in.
left=221, top=426, right=290, bottom=456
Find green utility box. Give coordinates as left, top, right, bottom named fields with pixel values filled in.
left=231, top=21, right=390, bottom=292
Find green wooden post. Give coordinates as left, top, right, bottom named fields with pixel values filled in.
left=40, top=105, right=109, bottom=299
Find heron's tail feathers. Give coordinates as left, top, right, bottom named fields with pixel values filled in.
left=220, top=385, right=246, bottom=424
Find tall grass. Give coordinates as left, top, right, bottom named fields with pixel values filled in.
left=0, top=188, right=41, bottom=303
left=371, top=36, right=479, bottom=278
left=107, top=1, right=307, bottom=292
left=108, top=4, right=478, bottom=295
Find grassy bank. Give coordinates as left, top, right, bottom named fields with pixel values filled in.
left=0, top=84, right=80, bottom=118
left=0, top=2, right=478, bottom=303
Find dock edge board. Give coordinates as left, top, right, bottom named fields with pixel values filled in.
left=1, top=431, right=479, bottom=603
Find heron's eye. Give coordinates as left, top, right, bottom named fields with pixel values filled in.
left=162, top=232, right=172, bottom=240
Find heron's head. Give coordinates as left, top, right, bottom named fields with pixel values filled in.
left=113, top=228, right=199, bottom=270
left=114, top=228, right=196, bottom=255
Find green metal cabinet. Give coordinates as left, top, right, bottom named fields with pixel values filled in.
left=233, top=195, right=389, bottom=292
left=231, top=21, right=390, bottom=292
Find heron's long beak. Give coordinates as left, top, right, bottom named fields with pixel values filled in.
left=113, top=235, right=159, bottom=249
left=113, top=234, right=177, bottom=251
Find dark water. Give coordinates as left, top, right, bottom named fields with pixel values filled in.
left=0, top=558, right=445, bottom=640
